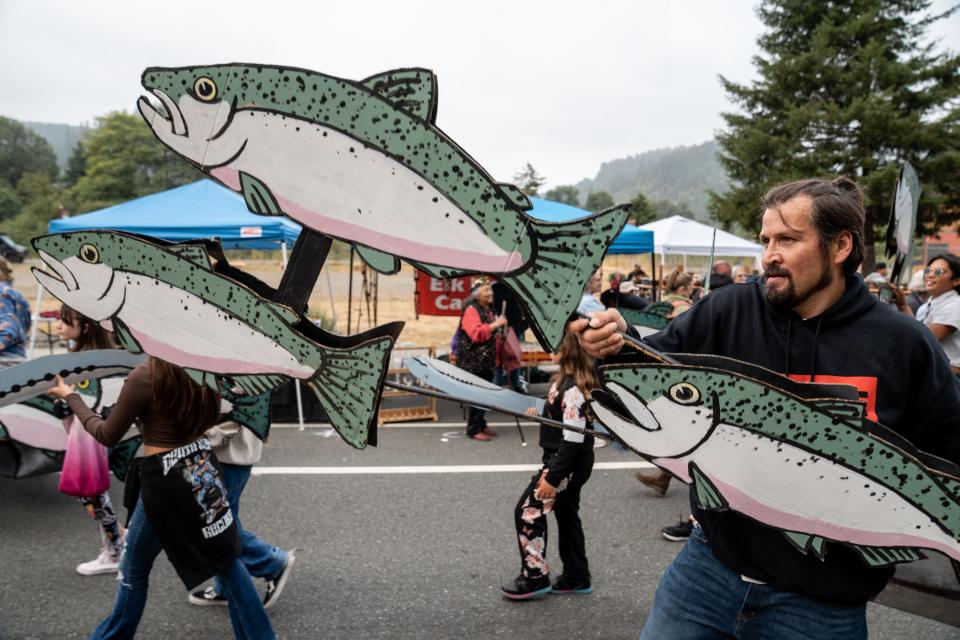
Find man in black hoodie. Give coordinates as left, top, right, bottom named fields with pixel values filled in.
left=573, top=177, right=960, bottom=639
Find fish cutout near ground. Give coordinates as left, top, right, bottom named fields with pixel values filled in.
left=0, top=350, right=144, bottom=409
left=137, top=64, right=630, bottom=351
left=590, top=358, right=960, bottom=568
left=31, top=231, right=403, bottom=449
left=404, top=356, right=544, bottom=417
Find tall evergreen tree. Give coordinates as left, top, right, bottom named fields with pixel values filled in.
left=630, top=192, right=659, bottom=225
left=585, top=190, right=615, bottom=212
left=709, top=0, right=960, bottom=270
left=512, top=162, right=547, bottom=197
left=0, top=117, right=59, bottom=188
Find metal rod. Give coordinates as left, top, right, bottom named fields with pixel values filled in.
left=514, top=416, right=528, bottom=447
left=382, top=380, right=613, bottom=440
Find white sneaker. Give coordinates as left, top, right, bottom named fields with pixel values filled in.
left=76, top=547, right=121, bottom=576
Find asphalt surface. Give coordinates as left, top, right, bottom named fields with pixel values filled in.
left=2, top=399, right=959, bottom=639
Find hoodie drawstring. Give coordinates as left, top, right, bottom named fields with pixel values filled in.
left=784, top=315, right=823, bottom=382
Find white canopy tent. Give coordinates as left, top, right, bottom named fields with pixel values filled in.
left=637, top=215, right=763, bottom=270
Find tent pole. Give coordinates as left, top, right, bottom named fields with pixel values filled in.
left=280, top=241, right=288, bottom=268
left=28, top=283, right=44, bottom=358
left=347, top=247, right=354, bottom=334
left=325, top=268, right=337, bottom=329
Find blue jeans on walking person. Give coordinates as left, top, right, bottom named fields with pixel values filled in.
left=213, top=463, right=288, bottom=595
left=90, top=498, right=275, bottom=640
left=639, top=524, right=867, bottom=640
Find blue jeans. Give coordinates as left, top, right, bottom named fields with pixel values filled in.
left=640, top=525, right=867, bottom=640
left=90, top=498, right=275, bottom=640
left=214, top=463, right=288, bottom=595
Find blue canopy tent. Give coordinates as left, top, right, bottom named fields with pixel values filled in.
left=527, top=197, right=654, bottom=254
left=48, top=180, right=302, bottom=250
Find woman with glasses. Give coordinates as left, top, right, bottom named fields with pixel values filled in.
left=908, top=254, right=960, bottom=374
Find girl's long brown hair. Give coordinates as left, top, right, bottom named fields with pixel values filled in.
left=549, top=328, right=599, bottom=399
left=61, top=305, right=118, bottom=352
left=148, top=357, right=221, bottom=441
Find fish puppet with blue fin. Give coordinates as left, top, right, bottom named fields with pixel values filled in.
left=136, top=64, right=630, bottom=351
left=31, top=231, right=403, bottom=449
left=619, top=301, right=673, bottom=338
left=589, top=341, right=960, bottom=569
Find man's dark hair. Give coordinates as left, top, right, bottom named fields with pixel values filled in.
left=927, top=253, right=960, bottom=294
left=875, top=262, right=887, bottom=270
left=761, top=176, right=865, bottom=276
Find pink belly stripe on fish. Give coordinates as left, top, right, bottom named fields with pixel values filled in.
left=210, top=166, right=526, bottom=273
left=709, top=472, right=960, bottom=562
left=128, top=326, right=308, bottom=379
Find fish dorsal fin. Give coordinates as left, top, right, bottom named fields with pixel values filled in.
left=497, top=183, right=532, bottom=210
left=361, top=69, right=438, bottom=123
left=811, top=399, right=865, bottom=420
left=355, top=244, right=401, bottom=275
left=168, top=245, right=213, bottom=270
left=112, top=318, right=143, bottom=355
left=240, top=171, right=283, bottom=216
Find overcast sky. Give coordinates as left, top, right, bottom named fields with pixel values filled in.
left=0, top=1, right=956, bottom=188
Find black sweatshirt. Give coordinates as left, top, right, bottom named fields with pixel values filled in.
left=539, top=377, right=594, bottom=486
left=635, top=274, right=960, bottom=606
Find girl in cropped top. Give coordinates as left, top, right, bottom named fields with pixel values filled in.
left=49, top=357, right=275, bottom=640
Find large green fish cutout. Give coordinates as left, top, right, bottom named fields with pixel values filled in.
left=137, top=64, right=630, bottom=351
left=591, top=347, right=960, bottom=568
left=31, top=231, right=403, bottom=449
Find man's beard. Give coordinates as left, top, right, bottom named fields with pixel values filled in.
left=762, top=256, right=834, bottom=310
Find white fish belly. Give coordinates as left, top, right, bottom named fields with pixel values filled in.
left=119, top=275, right=313, bottom=378
left=0, top=404, right=67, bottom=451
left=222, top=112, right=517, bottom=268
left=684, top=425, right=957, bottom=548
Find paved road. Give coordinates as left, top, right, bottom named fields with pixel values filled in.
left=2, top=406, right=958, bottom=639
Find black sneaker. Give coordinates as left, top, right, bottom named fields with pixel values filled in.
left=263, top=550, right=296, bottom=610
left=551, top=575, right=592, bottom=595
left=188, top=586, right=228, bottom=606
left=501, top=574, right=552, bottom=600
left=661, top=520, right=693, bottom=542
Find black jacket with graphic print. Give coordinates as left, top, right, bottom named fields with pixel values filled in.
left=539, top=377, right=594, bottom=487
left=631, top=274, right=960, bottom=606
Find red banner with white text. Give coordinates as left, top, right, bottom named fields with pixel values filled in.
left=415, top=271, right=472, bottom=316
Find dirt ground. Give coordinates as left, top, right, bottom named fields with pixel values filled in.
left=15, top=253, right=669, bottom=353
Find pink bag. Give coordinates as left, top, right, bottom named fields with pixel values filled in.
left=58, top=417, right=110, bottom=497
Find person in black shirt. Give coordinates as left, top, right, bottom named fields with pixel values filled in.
left=572, top=177, right=960, bottom=639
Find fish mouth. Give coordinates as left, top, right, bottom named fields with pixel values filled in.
left=592, top=382, right=661, bottom=432
left=137, top=89, right=187, bottom=137
left=32, top=251, right=77, bottom=295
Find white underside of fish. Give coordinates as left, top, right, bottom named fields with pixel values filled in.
left=115, top=274, right=314, bottom=379
left=0, top=404, right=68, bottom=451
left=652, top=425, right=960, bottom=559
left=207, top=110, right=525, bottom=273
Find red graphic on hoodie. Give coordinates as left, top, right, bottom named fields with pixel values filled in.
left=786, top=374, right=878, bottom=422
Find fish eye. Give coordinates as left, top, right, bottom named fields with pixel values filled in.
left=76, top=379, right=90, bottom=390
left=194, top=77, right=218, bottom=101
left=79, top=243, right=100, bottom=264
left=668, top=382, right=701, bottom=405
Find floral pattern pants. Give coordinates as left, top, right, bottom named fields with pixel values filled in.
left=512, top=452, right=593, bottom=581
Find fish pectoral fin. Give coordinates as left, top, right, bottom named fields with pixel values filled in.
left=782, top=531, right=828, bottom=559
left=355, top=244, right=401, bottom=275
left=688, top=462, right=729, bottom=511
left=167, top=245, right=213, bottom=270
left=112, top=318, right=143, bottom=355
left=850, top=544, right=927, bottom=567
left=108, top=435, right=142, bottom=482
left=496, top=183, right=533, bottom=210
left=240, top=171, right=283, bottom=216
left=361, top=68, right=438, bottom=123
left=230, top=374, right=286, bottom=397
left=220, top=385, right=272, bottom=441
left=184, top=368, right=220, bottom=391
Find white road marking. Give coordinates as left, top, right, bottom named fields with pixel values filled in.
left=252, top=461, right=655, bottom=475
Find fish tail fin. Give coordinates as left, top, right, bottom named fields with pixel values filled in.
left=304, top=335, right=396, bottom=449
left=506, top=205, right=630, bottom=350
